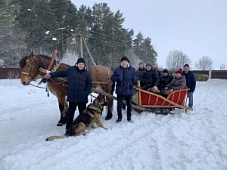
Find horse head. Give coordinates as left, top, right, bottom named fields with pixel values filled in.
left=19, top=52, right=50, bottom=85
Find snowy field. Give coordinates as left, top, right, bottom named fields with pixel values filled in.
left=0, top=79, right=227, bottom=170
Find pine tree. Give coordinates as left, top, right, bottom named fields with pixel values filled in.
left=133, top=32, right=157, bottom=64
left=133, top=32, right=144, bottom=58
left=31, top=0, right=59, bottom=53
left=141, top=37, right=157, bottom=64
left=0, top=0, right=26, bottom=67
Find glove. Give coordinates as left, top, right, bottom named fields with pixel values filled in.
left=153, top=86, right=158, bottom=90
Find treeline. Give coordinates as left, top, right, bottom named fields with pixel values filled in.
left=0, top=0, right=157, bottom=67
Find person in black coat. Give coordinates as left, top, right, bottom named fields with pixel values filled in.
left=44, top=58, right=92, bottom=133
left=158, top=69, right=174, bottom=92
left=135, top=62, right=145, bottom=82
left=153, top=65, right=161, bottom=80
left=111, top=56, right=138, bottom=123
left=183, top=64, right=196, bottom=108
left=141, top=63, right=159, bottom=91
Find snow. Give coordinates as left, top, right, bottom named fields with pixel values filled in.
left=1, top=79, right=227, bottom=170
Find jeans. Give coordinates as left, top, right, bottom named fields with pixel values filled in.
left=187, top=92, right=193, bottom=108
left=117, top=94, right=132, bottom=120
left=66, top=102, right=87, bottom=130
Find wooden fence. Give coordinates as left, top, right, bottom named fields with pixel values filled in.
left=193, top=70, right=227, bottom=79
left=0, top=68, right=20, bottom=79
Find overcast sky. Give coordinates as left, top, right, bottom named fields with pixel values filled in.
left=71, top=0, right=227, bottom=69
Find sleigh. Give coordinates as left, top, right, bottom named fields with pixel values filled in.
left=131, top=88, right=192, bottom=114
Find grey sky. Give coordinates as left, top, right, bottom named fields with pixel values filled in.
left=71, top=0, right=227, bottom=69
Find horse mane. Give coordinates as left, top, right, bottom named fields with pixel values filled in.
left=37, top=54, right=52, bottom=60
left=19, top=56, right=28, bottom=68
left=19, top=54, right=52, bottom=68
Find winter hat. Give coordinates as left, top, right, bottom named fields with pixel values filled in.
left=139, top=62, right=143, bottom=65
left=146, top=63, right=152, bottom=67
left=176, top=69, right=183, bottom=75
left=184, top=64, right=189, bottom=67
left=76, top=57, right=86, bottom=64
left=162, top=69, right=169, bottom=73
left=121, top=56, right=130, bottom=63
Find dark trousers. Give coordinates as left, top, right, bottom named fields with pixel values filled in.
left=187, top=92, right=193, bottom=108
left=66, top=102, right=87, bottom=130
left=117, top=94, right=132, bottom=120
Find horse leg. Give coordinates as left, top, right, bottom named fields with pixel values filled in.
left=57, top=94, right=68, bottom=126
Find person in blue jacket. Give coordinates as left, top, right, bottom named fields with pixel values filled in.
left=44, top=58, right=92, bottom=133
left=183, top=64, right=196, bottom=108
left=111, top=56, right=138, bottom=123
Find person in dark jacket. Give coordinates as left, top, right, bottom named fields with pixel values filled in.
left=44, top=57, right=92, bottom=133
left=111, top=56, right=138, bottom=123
left=153, top=65, right=161, bottom=80
left=183, top=64, right=196, bottom=108
left=158, top=69, right=174, bottom=92
left=135, top=62, right=145, bottom=82
left=141, top=63, right=159, bottom=91
left=161, top=69, right=186, bottom=96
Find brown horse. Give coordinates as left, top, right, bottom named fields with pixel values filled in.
left=19, top=52, right=113, bottom=126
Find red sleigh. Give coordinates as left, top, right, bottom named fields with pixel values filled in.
left=132, top=88, right=192, bottom=114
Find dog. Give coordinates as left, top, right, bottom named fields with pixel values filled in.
left=46, top=94, right=107, bottom=141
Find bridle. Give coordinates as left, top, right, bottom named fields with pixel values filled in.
left=21, top=57, right=40, bottom=81
left=21, top=55, right=46, bottom=82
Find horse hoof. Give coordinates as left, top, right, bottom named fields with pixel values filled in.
left=57, top=122, right=64, bottom=126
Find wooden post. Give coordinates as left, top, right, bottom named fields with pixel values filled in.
left=137, top=80, right=141, bottom=88
left=80, top=33, right=83, bottom=58
left=82, top=36, right=96, bottom=66
left=209, top=69, right=212, bottom=79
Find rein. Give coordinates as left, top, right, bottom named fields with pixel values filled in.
left=29, top=82, right=46, bottom=89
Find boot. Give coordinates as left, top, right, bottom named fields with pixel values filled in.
left=127, top=119, right=133, bottom=123
left=127, top=113, right=132, bottom=123
left=105, top=113, right=113, bottom=120
left=64, top=129, right=70, bottom=136
left=115, top=117, right=122, bottom=123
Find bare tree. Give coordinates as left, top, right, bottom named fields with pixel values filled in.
left=220, top=64, right=226, bottom=70
left=166, top=50, right=191, bottom=70
left=194, top=56, right=213, bottom=70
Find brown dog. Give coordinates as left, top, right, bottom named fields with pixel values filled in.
left=46, top=94, right=107, bottom=141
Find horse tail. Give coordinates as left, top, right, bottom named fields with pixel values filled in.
left=46, top=135, right=68, bottom=141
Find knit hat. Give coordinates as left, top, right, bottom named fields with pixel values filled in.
left=176, top=69, right=183, bottom=75
left=146, top=63, right=152, bottom=67
left=139, top=62, right=143, bottom=65
left=76, top=57, right=86, bottom=64
left=184, top=64, right=189, bottom=67
left=163, top=69, right=169, bottom=73
left=121, top=56, right=130, bottom=63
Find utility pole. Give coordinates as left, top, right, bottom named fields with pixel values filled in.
left=82, top=36, right=96, bottom=65
left=80, top=33, right=83, bottom=58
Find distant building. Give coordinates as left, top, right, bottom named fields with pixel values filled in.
left=0, top=59, right=5, bottom=68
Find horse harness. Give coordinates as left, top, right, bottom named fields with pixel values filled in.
left=20, top=55, right=53, bottom=80
left=92, top=66, right=111, bottom=85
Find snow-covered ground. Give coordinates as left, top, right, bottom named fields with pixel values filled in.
left=0, top=79, right=227, bottom=170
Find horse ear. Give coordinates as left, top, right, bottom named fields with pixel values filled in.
left=29, top=51, right=33, bottom=56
